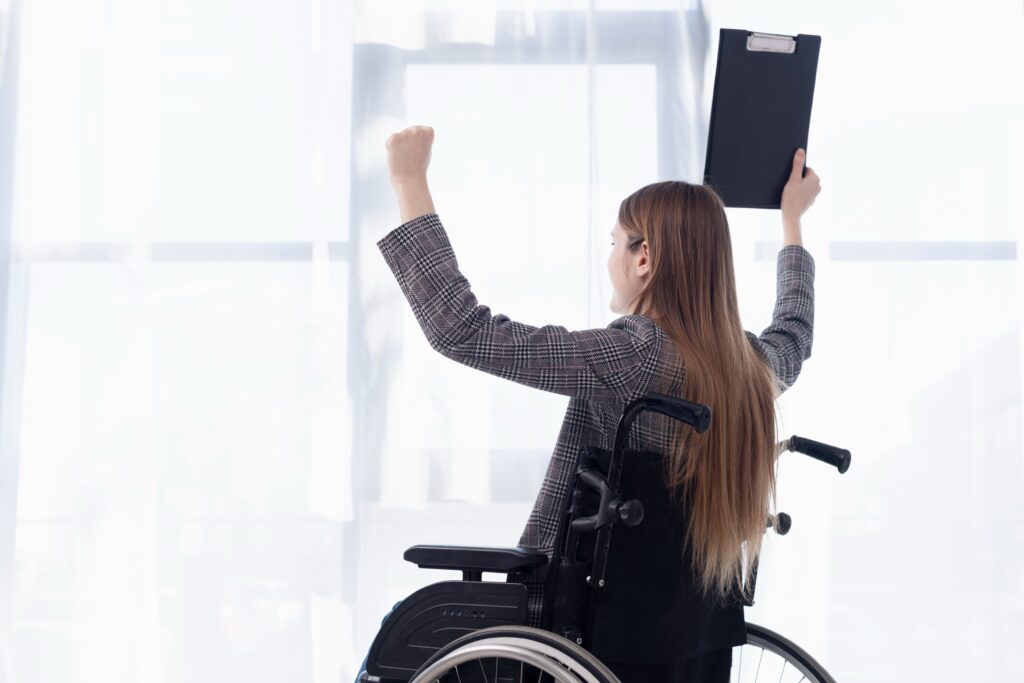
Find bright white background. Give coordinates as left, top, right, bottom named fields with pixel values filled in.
left=0, top=0, right=1021, bottom=681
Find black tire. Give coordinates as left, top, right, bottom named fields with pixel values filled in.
left=409, top=625, right=620, bottom=683
left=740, top=623, right=836, bottom=683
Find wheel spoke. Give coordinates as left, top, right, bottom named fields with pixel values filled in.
left=731, top=642, right=829, bottom=683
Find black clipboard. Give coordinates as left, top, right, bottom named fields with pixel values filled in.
left=703, top=29, right=821, bottom=209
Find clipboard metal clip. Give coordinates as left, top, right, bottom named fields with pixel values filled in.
left=746, top=32, right=796, bottom=54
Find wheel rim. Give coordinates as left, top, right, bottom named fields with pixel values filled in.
left=734, top=624, right=834, bottom=683
left=413, top=642, right=580, bottom=683
left=410, top=628, right=620, bottom=683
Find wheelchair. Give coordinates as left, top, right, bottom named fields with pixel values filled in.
left=359, top=391, right=851, bottom=683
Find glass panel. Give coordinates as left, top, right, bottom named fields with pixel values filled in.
left=13, top=262, right=351, bottom=681
left=12, top=0, right=350, bottom=244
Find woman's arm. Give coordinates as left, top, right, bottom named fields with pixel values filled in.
left=380, top=125, right=662, bottom=406
left=745, top=244, right=815, bottom=391
left=746, top=148, right=820, bottom=391
left=394, top=179, right=436, bottom=225
left=377, top=212, right=663, bottom=407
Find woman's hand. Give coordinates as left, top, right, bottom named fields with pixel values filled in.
left=385, top=125, right=437, bottom=224
left=780, top=148, right=821, bottom=243
left=385, top=125, right=434, bottom=189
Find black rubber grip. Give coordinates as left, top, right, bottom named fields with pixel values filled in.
left=787, top=435, right=851, bottom=474
left=643, top=391, right=712, bottom=433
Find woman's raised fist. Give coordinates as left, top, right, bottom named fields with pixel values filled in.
left=385, top=125, right=434, bottom=187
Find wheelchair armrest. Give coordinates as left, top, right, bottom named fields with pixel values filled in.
left=404, top=545, right=549, bottom=577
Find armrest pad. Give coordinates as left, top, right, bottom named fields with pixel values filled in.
left=404, top=545, right=549, bottom=574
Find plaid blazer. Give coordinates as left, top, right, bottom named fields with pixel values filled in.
left=377, top=212, right=815, bottom=629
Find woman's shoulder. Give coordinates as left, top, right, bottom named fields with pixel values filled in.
left=609, top=316, right=685, bottom=398
left=606, top=313, right=664, bottom=337
left=601, top=314, right=666, bottom=354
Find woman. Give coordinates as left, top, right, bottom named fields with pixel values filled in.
left=357, top=125, right=820, bottom=682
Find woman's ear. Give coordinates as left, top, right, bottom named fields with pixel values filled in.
left=635, top=240, right=651, bottom=278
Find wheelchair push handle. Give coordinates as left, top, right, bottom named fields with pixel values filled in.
left=608, top=391, right=712, bottom=491
left=625, top=390, right=712, bottom=434
left=785, top=435, right=852, bottom=474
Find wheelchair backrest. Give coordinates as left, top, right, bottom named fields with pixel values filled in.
left=561, top=445, right=747, bottom=665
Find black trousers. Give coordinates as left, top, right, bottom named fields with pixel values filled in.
left=603, top=648, right=733, bottom=683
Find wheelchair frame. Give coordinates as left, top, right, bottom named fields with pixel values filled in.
left=359, top=391, right=850, bottom=682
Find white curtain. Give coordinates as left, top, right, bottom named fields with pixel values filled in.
left=0, top=0, right=1022, bottom=681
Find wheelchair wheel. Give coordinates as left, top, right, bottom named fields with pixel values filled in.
left=409, top=625, right=620, bottom=683
left=734, top=623, right=835, bottom=683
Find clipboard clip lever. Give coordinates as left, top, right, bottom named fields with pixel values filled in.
left=746, top=32, right=796, bottom=54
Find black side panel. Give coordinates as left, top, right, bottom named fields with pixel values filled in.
left=366, top=580, right=528, bottom=681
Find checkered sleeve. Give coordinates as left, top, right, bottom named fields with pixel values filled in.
left=745, top=244, right=816, bottom=392
left=377, top=212, right=662, bottom=406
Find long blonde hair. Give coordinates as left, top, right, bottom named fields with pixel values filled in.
left=617, top=180, right=780, bottom=603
